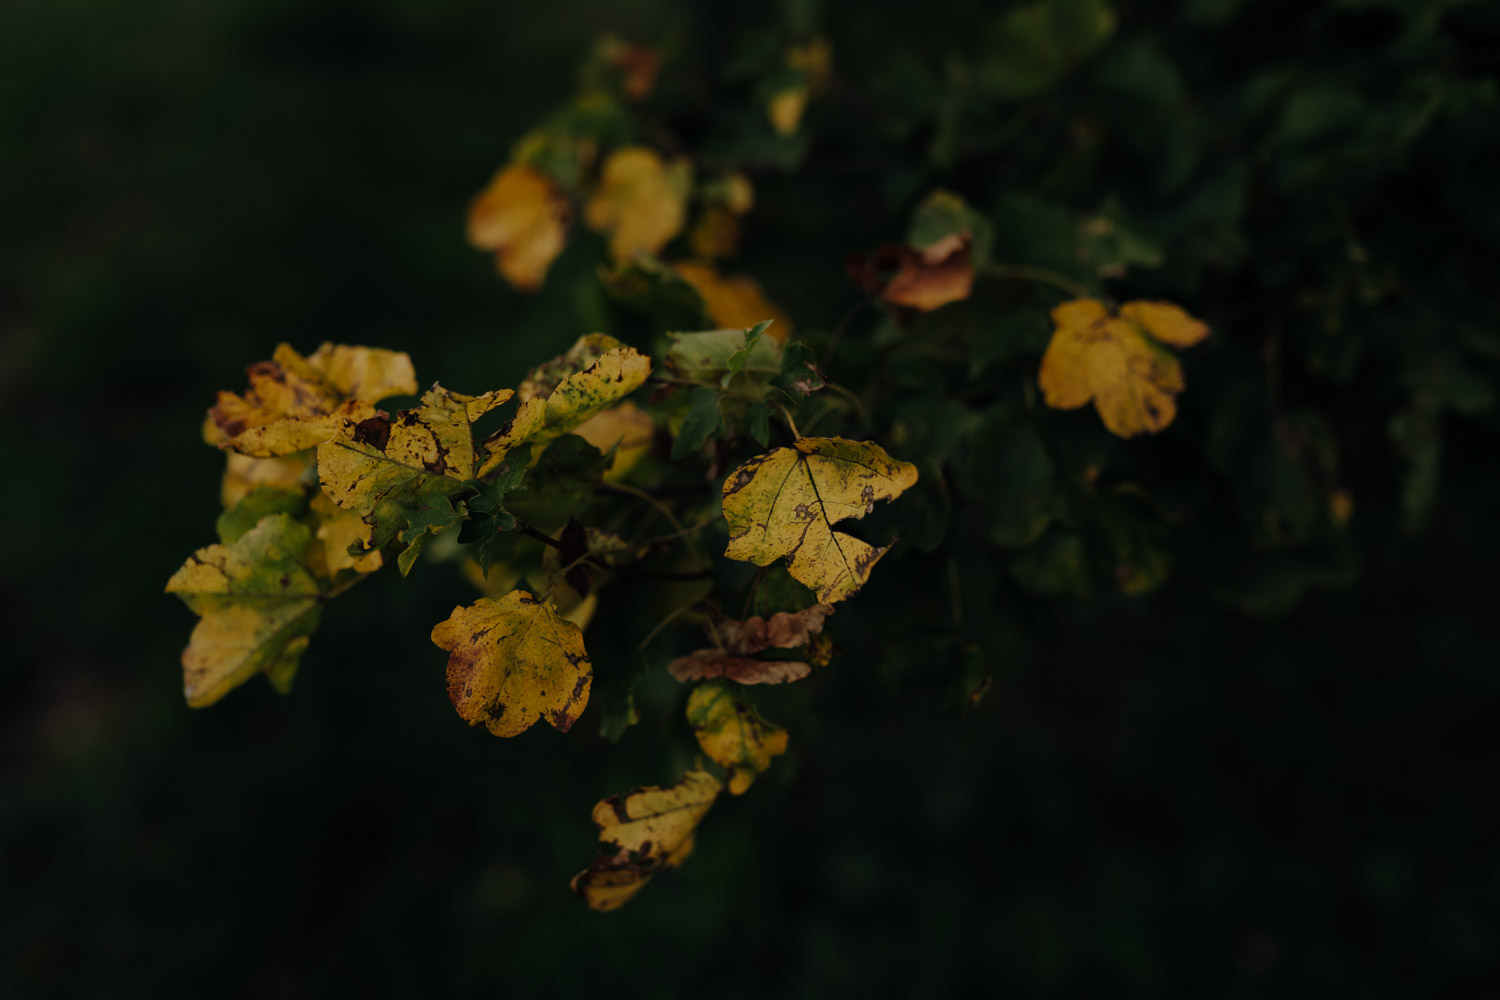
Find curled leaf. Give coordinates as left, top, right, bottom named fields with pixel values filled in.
left=722, top=437, right=918, bottom=603
left=431, top=589, right=593, bottom=738
left=206, top=343, right=417, bottom=457
left=584, top=146, right=692, bottom=261
left=1038, top=298, right=1211, bottom=437
left=668, top=604, right=833, bottom=684
left=686, top=682, right=788, bottom=794
left=571, top=769, right=721, bottom=911
left=468, top=163, right=573, bottom=291
left=165, top=513, right=325, bottom=708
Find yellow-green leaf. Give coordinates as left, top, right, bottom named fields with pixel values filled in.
left=206, top=343, right=416, bottom=456
left=468, top=163, right=573, bottom=291
left=570, top=769, right=721, bottom=911
left=1038, top=298, right=1210, bottom=438
left=686, top=682, right=788, bottom=795
left=165, top=513, right=325, bottom=708
left=583, top=146, right=692, bottom=261
left=318, top=384, right=512, bottom=550
left=722, top=437, right=918, bottom=603
left=477, top=338, right=650, bottom=476
left=430, top=589, right=593, bottom=737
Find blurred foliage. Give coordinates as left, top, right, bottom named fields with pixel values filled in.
left=3, top=0, right=1500, bottom=995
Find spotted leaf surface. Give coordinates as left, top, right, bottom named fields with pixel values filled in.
left=571, top=769, right=721, bottom=911
left=722, top=437, right=918, bottom=603
left=431, top=590, right=592, bottom=738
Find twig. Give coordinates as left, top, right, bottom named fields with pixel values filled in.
left=985, top=264, right=1094, bottom=301
left=778, top=404, right=802, bottom=440
left=515, top=521, right=563, bottom=550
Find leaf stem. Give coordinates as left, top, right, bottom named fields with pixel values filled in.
left=778, top=404, right=802, bottom=440
left=515, top=521, right=563, bottom=550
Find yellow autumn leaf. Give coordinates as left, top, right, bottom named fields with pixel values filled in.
left=308, top=490, right=383, bottom=575
left=672, top=261, right=792, bottom=341
left=722, top=437, right=918, bottom=603
left=1117, top=300, right=1211, bottom=348
left=584, top=146, right=692, bottom=261
left=570, top=400, right=654, bottom=480
left=477, top=337, right=650, bottom=476
left=571, top=769, right=721, bottom=911
left=165, top=513, right=325, bottom=708
left=468, top=163, right=573, bottom=291
left=318, top=384, right=512, bottom=547
left=206, top=343, right=417, bottom=457
left=767, top=87, right=809, bottom=136
left=220, top=452, right=315, bottom=507
left=686, top=682, right=788, bottom=795
left=431, top=589, right=592, bottom=738
left=1038, top=298, right=1211, bottom=438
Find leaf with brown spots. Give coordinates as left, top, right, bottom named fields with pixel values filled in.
left=431, top=589, right=593, bottom=738
left=722, top=437, right=918, bottom=603
left=1038, top=298, right=1211, bottom=438
left=205, top=343, right=417, bottom=457
left=477, top=336, right=650, bottom=477
left=467, top=163, right=573, bottom=291
left=318, top=384, right=512, bottom=562
left=165, top=513, right=327, bottom=708
left=667, top=604, right=834, bottom=684
left=686, top=682, right=788, bottom=794
left=571, top=769, right=721, bottom=911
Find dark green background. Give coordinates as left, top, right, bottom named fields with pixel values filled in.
left=3, top=0, right=1498, bottom=995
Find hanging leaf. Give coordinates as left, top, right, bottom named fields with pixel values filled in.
left=431, top=589, right=593, bottom=738
left=668, top=603, right=833, bottom=684
left=571, top=769, right=721, bottom=911
left=722, top=437, right=918, bottom=603
left=165, top=513, right=327, bottom=708
left=686, top=681, right=788, bottom=794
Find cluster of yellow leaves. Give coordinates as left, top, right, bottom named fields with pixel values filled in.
left=572, top=769, right=721, bottom=911
left=174, top=337, right=652, bottom=711
left=431, top=590, right=592, bottom=737
left=722, top=437, right=919, bottom=603
left=205, top=342, right=416, bottom=456
left=1039, top=299, right=1211, bottom=438
left=668, top=604, right=834, bottom=684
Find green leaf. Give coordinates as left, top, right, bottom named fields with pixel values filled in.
left=506, top=436, right=614, bottom=533
left=216, top=485, right=308, bottom=544
left=673, top=386, right=724, bottom=459
left=980, top=0, right=1117, bottom=99
left=395, top=490, right=465, bottom=578
left=746, top=401, right=771, bottom=447
left=770, top=342, right=826, bottom=400
left=458, top=444, right=532, bottom=574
